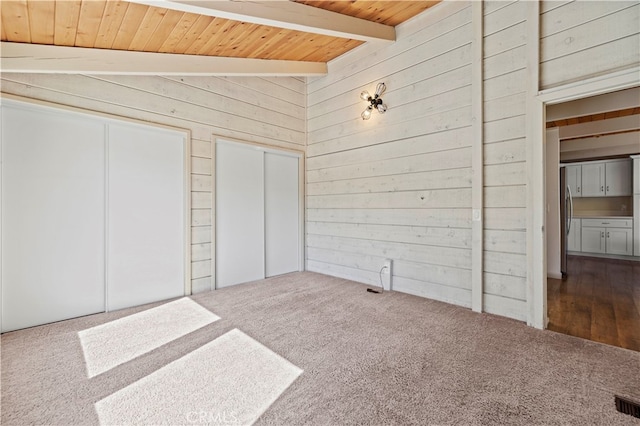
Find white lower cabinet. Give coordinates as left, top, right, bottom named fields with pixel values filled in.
left=581, top=227, right=606, bottom=254
left=581, top=218, right=633, bottom=256
left=606, top=228, right=633, bottom=256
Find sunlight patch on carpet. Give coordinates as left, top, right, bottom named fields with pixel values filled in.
left=95, top=328, right=303, bottom=425
left=79, top=298, right=219, bottom=378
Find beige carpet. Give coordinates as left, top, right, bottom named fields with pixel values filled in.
left=95, top=328, right=302, bottom=425
left=79, top=297, right=220, bottom=378
left=1, top=272, right=639, bottom=425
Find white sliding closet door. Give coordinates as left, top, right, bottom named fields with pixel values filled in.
left=216, top=142, right=265, bottom=288
left=2, top=99, right=187, bottom=332
left=107, top=124, right=185, bottom=311
left=265, top=152, right=299, bottom=277
left=216, top=140, right=301, bottom=288
left=1, top=105, right=106, bottom=332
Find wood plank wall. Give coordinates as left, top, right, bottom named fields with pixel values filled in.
left=1, top=0, right=637, bottom=324
left=0, top=74, right=306, bottom=294
left=482, top=1, right=528, bottom=321
left=306, top=1, right=474, bottom=307
left=540, top=1, right=640, bottom=89
left=305, top=0, right=638, bottom=323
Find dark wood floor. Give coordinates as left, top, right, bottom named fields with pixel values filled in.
left=547, top=255, right=640, bottom=352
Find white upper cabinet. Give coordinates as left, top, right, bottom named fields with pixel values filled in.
left=581, top=163, right=605, bottom=196
left=565, top=165, right=582, bottom=198
left=580, top=159, right=632, bottom=197
left=605, top=159, right=632, bottom=196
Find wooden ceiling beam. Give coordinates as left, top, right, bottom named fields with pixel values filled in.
left=558, top=114, right=640, bottom=140
left=546, top=87, right=640, bottom=122
left=560, top=132, right=640, bottom=161
left=127, top=0, right=396, bottom=42
left=0, top=42, right=328, bottom=76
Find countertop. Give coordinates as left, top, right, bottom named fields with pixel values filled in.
left=573, top=210, right=633, bottom=219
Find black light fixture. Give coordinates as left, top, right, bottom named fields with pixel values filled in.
left=360, top=82, right=387, bottom=120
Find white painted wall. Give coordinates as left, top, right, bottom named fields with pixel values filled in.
left=306, top=1, right=474, bottom=308
left=0, top=74, right=305, bottom=294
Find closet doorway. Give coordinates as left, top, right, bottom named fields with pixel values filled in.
left=215, top=139, right=303, bottom=288
left=1, top=98, right=188, bottom=332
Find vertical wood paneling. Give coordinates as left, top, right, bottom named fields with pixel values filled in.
left=525, top=0, right=545, bottom=328
left=143, top=9, right=185, bottom=52
left=93, top=0, right=130, bottom=49
left=171, top=15, right=215, bottom=53
left=27, top=0, right=54, bottom=44
left=53, top=0, right=82, bottom=46
left=110, top=3, right=148, bottom=50
left=75, top=0, right=106, bottom=47
left=0, top=74, right=304, bottom=293
left=471, top=1, right=484, bottom=313
left=305, top=2, right=475, bottom=308
left=127, top=7, right=168, bottom=51
left=158, top=12, right=199, bottom=53
left=482, top=0, right=528, bottom=320
left=2, top=0, right=31, bottom=42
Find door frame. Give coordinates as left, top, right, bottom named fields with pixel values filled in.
left=529, top=66, right=640, bottom=329
left=212, top=136, right=305, bottom=289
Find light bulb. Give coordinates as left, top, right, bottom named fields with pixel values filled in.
left=377, top=103, right=387, bottom=113
left=361, top=106, right=372, bottom=120
left=375, top=82, right=386, bottom=97
left=360, top=90, right=371, bottom=101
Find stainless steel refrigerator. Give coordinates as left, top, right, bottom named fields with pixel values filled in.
left=560, top=166, right=573, bottom=279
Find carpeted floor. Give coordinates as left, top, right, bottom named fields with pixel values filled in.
left=1, top=272, right=639, bottom=425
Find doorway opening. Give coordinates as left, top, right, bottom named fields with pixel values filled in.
left=544, top=87, right=640, bottom=351
left=214, top=138, right=305, bottom=289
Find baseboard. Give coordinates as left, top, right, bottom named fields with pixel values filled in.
left=547, top=271, right=563, bottom=279
left=568, top=252, right=640, bottom=262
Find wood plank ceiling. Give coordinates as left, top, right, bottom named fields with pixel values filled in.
left=1, top=0, right=438, bottom=63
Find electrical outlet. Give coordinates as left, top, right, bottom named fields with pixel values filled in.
left=382, top=259, right=392, bottom=291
